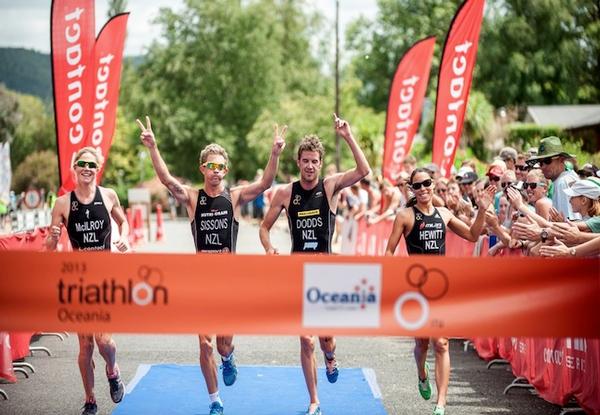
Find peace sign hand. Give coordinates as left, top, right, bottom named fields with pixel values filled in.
left=136, top=116, right=156, bottom=149
left=333, top=113, right=352, bottom=140
left=272, top=123, right=287, bottom=157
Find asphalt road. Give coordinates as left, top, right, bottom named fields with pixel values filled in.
left=0, top=218, right=564, bottom=415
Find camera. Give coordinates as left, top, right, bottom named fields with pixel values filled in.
left=512, top=181, right=524, bottom=191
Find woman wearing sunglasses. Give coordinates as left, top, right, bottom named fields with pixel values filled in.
left=45, top=146, right=129, bottom=415
left=523, top=169, right=551, bottom=220
left=138, top=116, right=286, bottom=415
left=384, top=168, right=496, bottom=415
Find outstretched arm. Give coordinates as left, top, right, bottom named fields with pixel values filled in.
left=234, top=124, right=286, bottom=206
left=448, top=186, right=496, bottom=242
left=329, top=114, right=370, bottom=193
left=137, top=116, right=191, bottom=205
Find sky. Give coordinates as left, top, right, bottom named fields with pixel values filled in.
left=0, top=0, right=378, bottom=56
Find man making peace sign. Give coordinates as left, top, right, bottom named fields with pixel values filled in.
left=137, top=116, right=285, bottom=415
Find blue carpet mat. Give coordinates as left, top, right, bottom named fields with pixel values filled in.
left=112, top=364, right=386, bottom=415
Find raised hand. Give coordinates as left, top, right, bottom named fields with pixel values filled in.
left=477, top=185, right=496, bottom=211
left=333, top=113, right=352, bottom=140
left=551, top=222, right=581, bottom=245
left=484, top=208, right=499, bottom=228
left=136, top=116, right=156, bottom=149
left=505, top=186, right=524, bottom=209
left=549, top=207, right=567, bottom=223
left=272, top=124, right=287, bottom=157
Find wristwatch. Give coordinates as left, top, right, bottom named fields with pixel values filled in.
left=540, top=229, right=549, bottom=243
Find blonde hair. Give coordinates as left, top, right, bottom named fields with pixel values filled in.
left=199, top=143, right=229, bottom=165
left=73, top=146, right=104, bottom=167
left=527, top=169, right=548, bottom=186
left=586, top=199, right=600, bottom=217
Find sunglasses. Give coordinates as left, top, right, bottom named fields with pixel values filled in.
left=203, top=162, right=227, bottom=171
left=516, top=165, right=530, bottom=171
left=75, top=160, right=98, bottom=169
left=540, top=157, right=557, bottom=166
left=523, top=182, right=546, bottom=190
left=436, top=188, right=447, bottom=194
left=410, top=179, right=433, bottom=190
left=501, top=182, right=514, bottom=188
left=488, top=175, right=501, bottom=182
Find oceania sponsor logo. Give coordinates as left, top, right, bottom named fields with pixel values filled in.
left=57, top=265, right=168, bottom=323
left=303, top=263, right=381, bottom=328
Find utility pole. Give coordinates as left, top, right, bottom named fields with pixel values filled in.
left=334, top=0, right=341, bottom=171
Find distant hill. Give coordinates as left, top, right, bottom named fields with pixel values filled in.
left=0, top=47, right=144, bottom=102
left=0, top=48, right=52, bottom=101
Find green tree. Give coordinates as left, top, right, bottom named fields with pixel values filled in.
left=11, top=93, right=55, bottom=168
left=0, top=83, right=20, bottom=144
left=121, top=0, right=327, bottom=181
left=12, top=150, right=59, bottom=194
left=476, top=0, right=600, bottom=107
left=107, top=0, right=128, bottom=17
left=345, top=0, right=461, bottom=112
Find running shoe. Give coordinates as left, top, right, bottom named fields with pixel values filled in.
left=81, top=402, right=98, bottom=415
left=209, top=401, right=224, bottom=415
left=305, top=405, right=322, bottom=415
left=108, top=373, right=125, bottom=403
left=221, top=354, right=238, bottom=386
left=324, top=354, right=339, bottom=383
left=418, top=361, right=432, bottom=400
left=433, top=405, right=445, bottom=415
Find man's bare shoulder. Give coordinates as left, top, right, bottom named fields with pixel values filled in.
left=271, top=183, right=293, bottom=205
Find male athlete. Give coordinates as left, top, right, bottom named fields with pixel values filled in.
left=138, top=116, right=285, bottom=415
left=259, top=114, right=370, bottom=415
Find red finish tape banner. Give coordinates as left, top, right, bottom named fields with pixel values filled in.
left=432, top=0, right=485, bottom=177
left=0, top=251, right=598, bottom=337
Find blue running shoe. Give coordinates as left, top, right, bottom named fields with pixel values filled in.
left=305, top=405, right=321, bottom=415
left=209, top=401, right=224, bottom=415
left=221, top=354, right=238, bottom=386
left=324, top=355, right=339, bottom=383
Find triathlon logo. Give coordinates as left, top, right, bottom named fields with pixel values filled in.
left=292, top=194, right=301, bottom=205
left=57, top=265, right=169, bottom=323
left=394, top=264, right=449, bottom=330
left=415, top=212, right=423, bottom=221
left=199, top=195, right=207, bottom=206
left=71, top=200, right=79, bottom=211
left=303, top=263, right=381, bottom=328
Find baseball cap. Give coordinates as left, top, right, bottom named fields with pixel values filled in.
left=423, top=163, right=440, bottom=174
left=563, top=177, right=600, bottom=200
left=577, top=163, right=600, bottom=178
left=499, top=147, right=518, bottom=162
left=486, top=165, right=504, bottom=178
left=459, top=171, right=478, bottom=184
left=456, top=166, right=474, bottom=179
